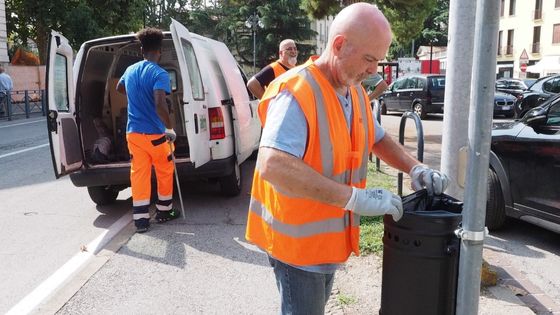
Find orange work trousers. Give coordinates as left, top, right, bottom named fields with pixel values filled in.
left=127, top=133, right=174, bottom=220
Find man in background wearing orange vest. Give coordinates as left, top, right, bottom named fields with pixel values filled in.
left=245, top=3, right=449, bottom=314
left=246, top=39, right=298, bottom=99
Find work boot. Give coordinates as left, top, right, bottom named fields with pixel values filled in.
left=155, top=209, right=180, bottom=223
left=135, top=218, right=150, bottom=233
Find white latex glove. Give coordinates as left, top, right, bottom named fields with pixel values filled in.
left=344, top=187, right=403, bottom=221
left=165, top=128, right=176, bottom=142
left=409, top=164, right=449, bottom=195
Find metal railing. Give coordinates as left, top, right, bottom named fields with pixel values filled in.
left=0, top=89, right=46, bottom=121
left=397, top=111, right=424, bottom=196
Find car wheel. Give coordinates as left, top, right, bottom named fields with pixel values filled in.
left=413, top=102, right=427, bottom=120
left=219, top=160, right=242, bottom=196
left=485, top=169, right=506, bottom=230
left=380, top=100, right=387, bottom=115
left=87, top=186, right=119, bottom=206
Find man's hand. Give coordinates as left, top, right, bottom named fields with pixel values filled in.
left=165, top=128, right=176, bottom=142
left=344, top=187, right=403, bottom=221
left=409, top=164, right=449, bottom=195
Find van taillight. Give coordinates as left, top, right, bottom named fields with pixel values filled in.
left=209, top=107, right=225, bottom=140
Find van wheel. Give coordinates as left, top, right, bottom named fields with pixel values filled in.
left=219, top=161, right=242, bottom=196
left=486, top=169, right=506, bottom=230
left=87, top=186, right=119, bottom=206
left=380, top=100, right=387, bottom=115
left=413, top=102, right=427, bottom=119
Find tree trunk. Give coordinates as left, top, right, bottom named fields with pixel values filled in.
left=36, top=29, right=49, bottom=65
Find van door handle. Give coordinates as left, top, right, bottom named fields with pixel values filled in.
left=194, top=114, right=199, bottom=134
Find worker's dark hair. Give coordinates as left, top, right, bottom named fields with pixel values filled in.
left=136, top=27, right=163, bottom=53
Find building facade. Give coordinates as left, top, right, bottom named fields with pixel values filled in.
left=498, top=0, right=560, bottom=78
left=0, top=0, right=8, bottom=63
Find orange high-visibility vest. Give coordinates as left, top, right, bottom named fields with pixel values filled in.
left=246, top=57, right=375, bottom=266
left=269, top=61, right=288, bottom=80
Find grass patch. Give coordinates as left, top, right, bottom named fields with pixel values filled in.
left=359, top=162, right=399, bottom=256
left=337, top=293, right=357, bottom=305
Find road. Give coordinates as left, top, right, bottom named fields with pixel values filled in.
left=0, top=116, right=129, bottom=314
left=0, top=114, right=558, bottom=314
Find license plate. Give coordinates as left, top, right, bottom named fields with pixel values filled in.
left=501, top=105, right=512, bottom=110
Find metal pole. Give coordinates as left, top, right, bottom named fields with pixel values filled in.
left=429, top=43, right=433, bottom=74
left=456, top=0, right=499, bottom=314
left=441, top=0, right=477, bottom=199
left=253, top=28, right=256, bottom=74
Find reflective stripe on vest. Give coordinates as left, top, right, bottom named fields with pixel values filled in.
left=250, top=198, right=360, bottom=238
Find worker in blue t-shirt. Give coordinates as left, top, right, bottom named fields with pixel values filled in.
left=117, top=27, right=179, bottom=233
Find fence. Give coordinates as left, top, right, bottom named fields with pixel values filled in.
left=0, top=89, right=46, bottom=121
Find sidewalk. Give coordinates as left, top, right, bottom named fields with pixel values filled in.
left=33, top=114, right=550, bottom=314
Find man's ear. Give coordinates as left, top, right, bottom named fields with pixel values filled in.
left=332, top=35, right=345, bottom=56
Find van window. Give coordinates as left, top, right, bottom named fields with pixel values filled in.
left=54, top=53, right=69, bottom=112
left=181, top=39, right=204, bottom=100
left=168, top=70, right=178, bottom=91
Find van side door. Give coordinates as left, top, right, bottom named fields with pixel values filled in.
left=170, top=19, right=211, bottom=167
left=46, top=31, right=83, bottom=178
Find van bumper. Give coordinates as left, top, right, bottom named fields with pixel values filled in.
left=69, top=156, right=236, bottom=188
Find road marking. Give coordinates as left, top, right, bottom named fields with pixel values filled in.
left=6, top=213, right=132, bottom=315
left=0, top=118, right=45, bottom=129
left=0, top=143, right=49, bottom=159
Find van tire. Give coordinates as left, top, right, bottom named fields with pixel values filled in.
left=87, top=186, right=119, bottom=206
left=413, top=102, right=427, bottom=120
left=219, top=161, right=242, bottom=196
left=485, top=169, right=506, bottom=230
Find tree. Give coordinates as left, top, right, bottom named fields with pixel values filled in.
left=299, top=0, right=438, bottom=59
left=6, top=0, right=144, bottom=64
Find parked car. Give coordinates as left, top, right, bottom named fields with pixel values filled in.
left=523, top=78, right=537, bottom=89
left=493, top=91, right=516, bottom=118
left=495, top=78, right=528, bottom=98
left=486, top=94, right=560, bottom=231
left=515, top=74, right=560, bottom=118
left=379, top=74, right=445, bottom=119
left=46, top=20, right=262, bottom=207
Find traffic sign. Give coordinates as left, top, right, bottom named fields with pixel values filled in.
left=520, top=49, right=529, bottom=64
left=520, top=63, right=527, bottom=72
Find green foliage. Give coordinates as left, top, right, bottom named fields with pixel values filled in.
left=299, top=0, right=439, bottom=61
left=6, top=0, right=144, bottom=64
left=337, top=293, right=357, bottom=305
left=359, top=163, right=399, bottom=255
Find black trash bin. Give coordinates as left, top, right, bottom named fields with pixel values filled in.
left=379, top=189, right=463, bottom=315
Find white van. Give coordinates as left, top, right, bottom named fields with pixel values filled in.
left=46, top=20, right=261, bottom=206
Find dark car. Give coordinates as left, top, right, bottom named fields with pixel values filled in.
left=495, top=78, right=528, bottom=98
left=515, top=74, right=560, bottom=118
left=379, top=74, right=445, bottom=119
left=486, top=94, right=560, bottom=231
left=493, top=91, right=516, bottom=118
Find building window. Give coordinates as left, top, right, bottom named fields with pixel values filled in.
left=507, top=30, right=514, bottom=54
left=533, top=26, right=541, bottom=53
left=509, top=0, right=516, bottom=15
left=498, top=31, right=503, bottom=55
left=554, top=24, right=560, bottom=44
left=500, top=0, right=505, bottom=16
left=534, top=0, right=543, bottom=19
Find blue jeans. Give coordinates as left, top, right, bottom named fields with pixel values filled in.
left=269, top=257, right=335, bottom=315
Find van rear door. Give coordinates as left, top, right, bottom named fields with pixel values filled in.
left=170, top=19, right=211, bottom=167
left=46, top=31, right=82, bottom=178
left=210, top=40, right=260, bottom=162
